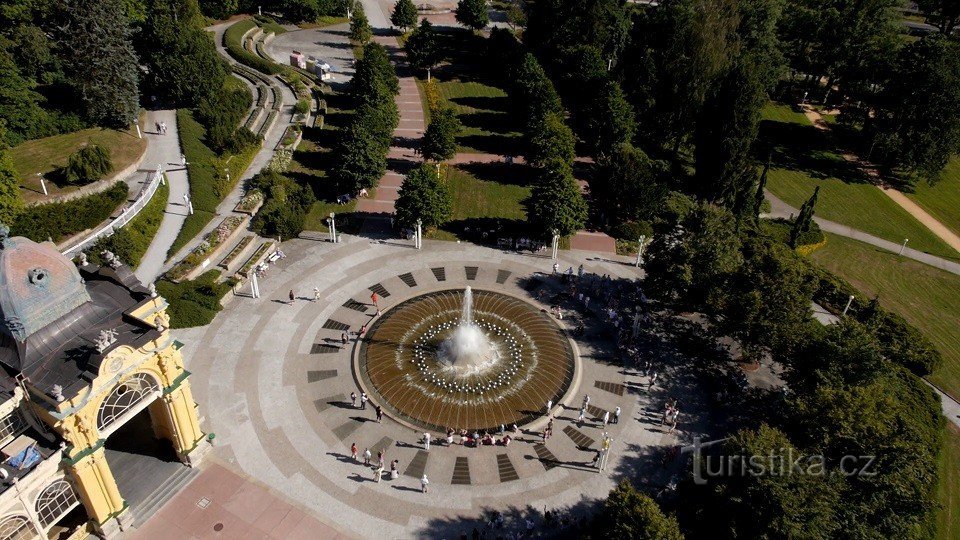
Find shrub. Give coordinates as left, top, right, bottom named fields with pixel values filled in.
left=61, top=145, right=112, bottom=185
left=12, top=182, right=128, bottom=242
left=156, top=271, right=231, bottom=329
left=88, top=179, right=169, bottom=269
left=223, top=20, right=284, bottom=75
left=294, top=98, right=311, bottom=115
left=612, top=220, right=653, bottom=241
left=762, top=218, right=824, bottom=247
left=250, top=169, right=316, bottom=238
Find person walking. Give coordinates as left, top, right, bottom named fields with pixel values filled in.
left=552, top=262, right=559, bottom=274
left=376, top=404, right=383, bottom=423
left=350, top=443, right=358, bottom=462
left=313, top=287, right=320, bottom=301
left=361, top=392, right=368, bottom=410
left=350, top=392, right=357, bottom=407
left=602, top=411, right=610, bottom=426
left=577, top=408, right=585, bottom=427
left=390, top=459, right=399, bottom=479
left=669, top=407, right=680, bottom=433
left=649, top=371, right=658, bottom=389
left=613, top=406, right=621, bottom=424
left=342, top=332, right=349, bottom=346
left=377, top=450, right=384, bottom=468
left=374, top=464, right=384, bottom=483
left=546, top=400, right=552, bottom=415
left=363, top=448, right=371, bottom=466
left=423, top=432, right=431, bottom=451
left=583, top=394, right=591, bottom=408
left=421, top=474, right=430, bottom=493
left=577, top=264, right=584, bottom=279
left=288, top=289, right=295, bottom=304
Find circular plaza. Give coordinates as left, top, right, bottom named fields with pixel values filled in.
left=176, top=238, right=703, bottom=538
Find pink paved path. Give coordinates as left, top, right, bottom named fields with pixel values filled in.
left=355, top=36, right=424, bottom=215
left=132, top=462, right=352, bottom=540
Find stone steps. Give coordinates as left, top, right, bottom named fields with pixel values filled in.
left=129, top=465, right=198, bottom=528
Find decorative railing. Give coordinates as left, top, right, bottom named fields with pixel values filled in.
left=61, top=169, right=163, bottom=256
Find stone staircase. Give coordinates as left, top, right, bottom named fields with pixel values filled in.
left=129, top=464, right=199, bottom=528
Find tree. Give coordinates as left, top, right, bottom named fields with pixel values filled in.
left=643, top=202, right=743, bottom=307
left=353, top=41, right=399, bottom=105
left=421, top=107, right=461, bottom=162
left=868, top=36, right=960, bottom=184
left=526, top=112, right=575, bottom=168
left=590, top=481, right=683, bottom=539
left=592, top=143, right=668, bottom=226
left=916, top=0, right=960, bottom=34
left=455, top=0, right=488, bottom=31
left=0, top=48, right=48, bottom=145
left=513, top=53, right=563, bottom=128
left=394, top=163, right=451, bottom=229
left=582, top=79, right=635, bottom=157
left=138, top=0, right=228, bottom=107
left=334, top=103, right=392, bottom=192
left=752, top=159, right=769, bottom=220
left=62, top=145, right=112, bottom=185
left=391, top=0, right=417, bottom=30
left=283, top=0, right=321, bottom=22
left=200, top=0, right=238, bottom=19
left=789, top=186, right=818, bottom=248
left=0, top=149, right=22, bottom=225
left=62, top=0, right=140, bottom=127
left=524, top=0, right=630, bottom=63
left=525, top=160, right=587, bottom=237
left=350, top=8, right=372, bottom=43
left=404, top=19, right=441, bottom=73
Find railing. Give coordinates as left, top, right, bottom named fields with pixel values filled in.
left=61, top=170, right=163, bottom=256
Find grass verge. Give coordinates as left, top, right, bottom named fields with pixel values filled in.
left=124, top=180, right=169, bottom=269
left=809, top=233, right=960, bottom=400
left=936, top=423, right=960, bottom=540
left=907, top=156, right=960, bottom=238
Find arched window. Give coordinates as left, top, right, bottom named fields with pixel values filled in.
left=35, top=479, right=78, bottom=528
left=0, top=515, right=36, bottom=540
left=96, top=373, right=161, bottom=433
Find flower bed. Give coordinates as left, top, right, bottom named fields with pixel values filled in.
left=167, top=215, right=249, bottom=282
left=235, top=190, right=265, bottom=214
left=238, top=241, right=275, bottom=277
left=219, top=235, right=254, bottom=270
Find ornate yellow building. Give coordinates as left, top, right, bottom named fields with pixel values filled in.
left=0, top=228, right=209, bottom=538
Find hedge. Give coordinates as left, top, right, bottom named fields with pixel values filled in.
left=90, top=179, right=169, bottom=269
left=12, top=182, right=128, bottom=243
left=762, top=218, right=824, bottom=248
left=157, top=270, right=232, bottom=329
left=223, top=19, right=284, bottom=75
left=167, top=110, right=257, bottom=259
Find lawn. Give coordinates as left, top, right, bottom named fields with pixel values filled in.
left=809, top=233, right=960, bottom=400
left=907, top=156, right=960, bottom=238
left=417, top=78, right=522, bottom=155
left=760, top=101, right=959, bottom=260
left=427, top=165, right=532, bottom=241
left=936, top=423, right=960, bottom=540
left=10, top=113, right=146, bottom=203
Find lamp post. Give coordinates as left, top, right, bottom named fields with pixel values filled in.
left=551, top=229, right=559, bottom=260
left=251, top=271, right=261, bottom=299
left=157, top=164, right=165, bottom=186
left=842, top=295, right=855, bottom=317
left=635, top=234, right=647, bottom=267
left=899, top=238, right=909, bottom=256
left=134, top=117, right=142, bottom=139
left=416, top=219, right=423, bottom=250
left=182, top=193, right=194, bottom=215
left=37, top=173, right=47, bottom=196
left=329, top=212, right=337, bottom=243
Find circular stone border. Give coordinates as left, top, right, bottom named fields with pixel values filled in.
left=352, top=287, right=582, bottom=433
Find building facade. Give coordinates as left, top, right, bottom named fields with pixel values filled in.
left=0, top=228, right=209, bottom=539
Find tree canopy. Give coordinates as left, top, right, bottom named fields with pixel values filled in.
left=455, top=0, right=489, bottom=30
left=394, top=163, right=452, bottom=229
left=391, top=0, right=417, bottom=30
left=421, top=107, right=461, bottom=162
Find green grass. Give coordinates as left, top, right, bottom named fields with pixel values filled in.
left=167, top=110, right=257, bottom=259
left=223, top=19, right=284, bottom=75
left=907, top=156, right=960, bottom=238
left=936, top=424, right=960, bottom=540
left=10, top=115, right=146, bottom=203
left=125, top=179, right=169, bottom=269
left=299, top=16, right=349, bottom=29
left=11, top=182, right=128, bottom=243
left=809, top=233, right=960, bottom=400
left=418, top=78, right=522, bottom=155
left=760, top=100, right=959, bottom=260
left=426, top=166, right=531, bottom=241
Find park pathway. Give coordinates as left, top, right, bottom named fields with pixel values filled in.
left=132, top=109, right=191, bottom=285
left=801, top=105, right=960, bottom=255
left=764, top=189, right=960, bottom=275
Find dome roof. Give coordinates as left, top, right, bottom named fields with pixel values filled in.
left=0, top=232, right=91, bottom=342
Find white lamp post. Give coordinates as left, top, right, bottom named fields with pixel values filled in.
left=329, top=212, right=337, bottom=243
left=635, top=234, right=647, bottom=267
left=37, top=173, right=47, bottom=196
left=182, top=193, right=194, bottom=215
left=134, top=117, right=142, bottom=139
left=842, top=295, right=855, bottom=316
left=551, top=229, right=559, bottom=260
left=416, top=218, right=423, bottom=250
left=899, top=238, right=909, bottom=256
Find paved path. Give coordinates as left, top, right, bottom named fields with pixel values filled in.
left=801, top=105, right=960, bottom=256
left=135, top=110, right=191, bottom=284
left=166, top=238, right=711, bottom=538
left=764, top=190, right=960, bottom=276
left=157, top=22, right=297, bottom=274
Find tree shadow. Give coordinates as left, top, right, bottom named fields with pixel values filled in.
left=456, top=133, right=522, bottom=155
left=457, top=161, right=535, bottom=186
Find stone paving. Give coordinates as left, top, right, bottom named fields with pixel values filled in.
left=158, top=238, right=712, bottom=538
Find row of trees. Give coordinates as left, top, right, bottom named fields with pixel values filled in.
left=333, top=39, right=399, bottom=194
left=637, top=198, right=944, bottom=537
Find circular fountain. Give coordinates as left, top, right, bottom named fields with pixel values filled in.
left=358, top=288, right=576, bottom=431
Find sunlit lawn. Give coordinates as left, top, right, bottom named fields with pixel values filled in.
left=907, top=156, right=960, bottom=238
left=936, top=424, right=960, bottom=540
left=426, top=166, right=530, bottom=241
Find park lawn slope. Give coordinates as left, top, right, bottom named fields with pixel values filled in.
left=417, top=78, right=522, bottom=155
left=907, top=156, right=960, bottom=238
left=809, top=233, right=960, bottom=400
left=936, top=423, right=960, bottom=540
left=10, top=118, right=146, bottom=203
left=427, top=166, right=530, bottom=241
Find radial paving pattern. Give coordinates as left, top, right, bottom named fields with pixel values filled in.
left=359, top=289, right=575, bottom=431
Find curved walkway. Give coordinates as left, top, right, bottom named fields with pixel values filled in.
left=135, top=110, right=191, bottom=284
left=765, top=189, right=960, bottom=276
